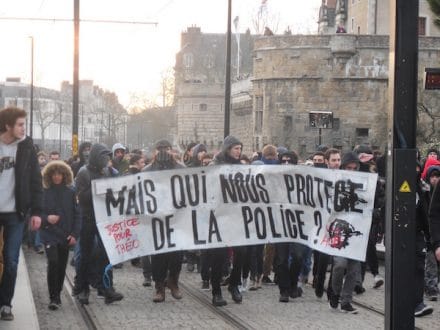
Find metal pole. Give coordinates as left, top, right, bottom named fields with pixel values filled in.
left=318, top=128, right=322, bottom=146
left=72, top=0, right=80, bottom=155
left=224, top=0, right=232, bottom=138
left=29, top=36, right=34, bottom=138
left=385, top=0, right=418, bottom=329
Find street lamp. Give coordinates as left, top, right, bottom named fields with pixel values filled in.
left=224, top=0, right=232, bottom=138
left=29, top=36, right=34, bottom=138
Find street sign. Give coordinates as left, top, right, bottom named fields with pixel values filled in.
left=309, top=111, right=333, bottom=129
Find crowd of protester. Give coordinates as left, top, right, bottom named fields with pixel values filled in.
left=1, top=106, right=440, bottom=322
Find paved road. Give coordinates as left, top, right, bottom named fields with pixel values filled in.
left=24, top=248, right=439, bottom=329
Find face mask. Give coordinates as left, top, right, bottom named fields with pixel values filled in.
left=82, top=150, right=90, bottom=163
left=98, top=154, right=110, bottom=170
left=157, top=150, right=172, bottom=163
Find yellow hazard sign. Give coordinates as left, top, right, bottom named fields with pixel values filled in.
left=399, top=180, right=411, bottom=193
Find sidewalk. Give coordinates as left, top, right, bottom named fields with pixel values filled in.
left=2, top=248, right=39, bottom=330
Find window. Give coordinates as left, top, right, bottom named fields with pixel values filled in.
left=183, top=53, right=194, bottom=68
left=284, top=116, right=292, bottom=133
left=419, top=17, right=426, bottom=36
left=351, top=18, right=354, bottom=33
left=356, top=128, right=369, bottom=137
left=199, top=103, right=207, bottom=111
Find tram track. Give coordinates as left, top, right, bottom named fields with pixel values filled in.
left=64, top=272, right=103, bottom=330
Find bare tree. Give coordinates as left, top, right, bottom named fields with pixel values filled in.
left=160, top=67, right=175, bottom=107
left=252, top=2, right=280, bottom=35
left=34, top=99, right=60, bottom=150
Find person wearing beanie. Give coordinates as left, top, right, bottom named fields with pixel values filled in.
left=187, top=143, right=208, bottom=167
left=142, top=139, right=185, bottom=303
left=211, top=136, right=245, bottom=306
left=340, top=151, right=360, bottom=171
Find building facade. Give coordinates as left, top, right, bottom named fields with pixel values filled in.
left=319, top=0, right=440, bottom=36
left=174, top=26, right=254, bottom=150
left=0, top=78, right=127, bottom=157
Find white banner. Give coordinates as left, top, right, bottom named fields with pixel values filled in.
left=91, top=165, right=377, bottom=265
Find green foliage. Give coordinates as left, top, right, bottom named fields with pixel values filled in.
left=427, top=0, right=440, bottom=28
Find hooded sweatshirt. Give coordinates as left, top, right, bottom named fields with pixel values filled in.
left=75, top=143, right=112, bottom=220
left=71, top=141, right=92, bottom=177
left=421, top=157, right=440, bottom=181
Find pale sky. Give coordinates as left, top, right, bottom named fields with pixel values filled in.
left=0, top=0, right=321, bottom=108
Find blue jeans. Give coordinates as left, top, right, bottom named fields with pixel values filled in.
left=0, top=213, right=25, bottom=307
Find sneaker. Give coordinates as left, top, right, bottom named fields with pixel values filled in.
left=97, top=288, right=105, bottom=299
left=241, top=278, right=249, bottom=292
left=48, top=300, right=59, bottom=311
left=202, top=280, right=210, bottom=291
left=328, top=292, right=339, bottom=310
left=228, top=285, right=243, bottom=303
left=341, top=302, right=358, bottom=314
left=0, top=306, right=14, bottom=321
left=142, top=278, right=152, bottom=287
left=261, top=275, right=273, bottom=284
left=414, top=302, right=434, bottom=317
left=373, top=275, right=384, bottom=289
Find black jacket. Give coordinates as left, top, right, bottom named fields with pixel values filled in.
left=40, top=185, right=80, bottom=245
left=15, top=136, right=43, bottom=218
left=428, top=183, right=440, bottom=251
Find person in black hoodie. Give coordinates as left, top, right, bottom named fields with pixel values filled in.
left=70, top=142, right=92, bottom=177
left=40, top=161, right=80, bottom=310
left=74, top=143, right=123, bottom=305
left=211, top=136, right=244, bottom=305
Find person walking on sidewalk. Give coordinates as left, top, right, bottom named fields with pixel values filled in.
left=40, top=161, right=80, bottom=310
left=0, top=107, right=43, bottom=321
left=143, top=139, right=185, bottom=303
